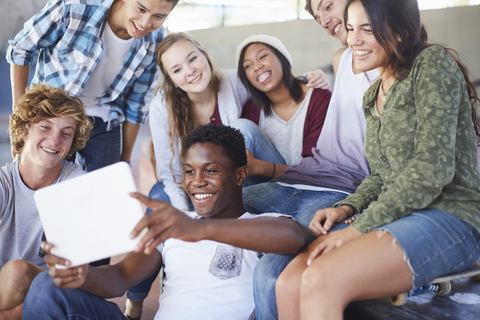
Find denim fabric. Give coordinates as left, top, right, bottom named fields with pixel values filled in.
left=23, top=272, right=125, bottom=320
left=374, top=208, right=480, bottom=290
left=229, top=119, right=287, bottom=186
left=242, top=182, right=348, bottom=320
left=75, top=117, right=121, bottom=172
left=306, top=209, right=480, bottom=292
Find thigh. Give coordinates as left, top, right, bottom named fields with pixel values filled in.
left=23, top=273, right=125, bottom=320
left=242, top=182, right=296, bottom=214
left=79, top=119, right=121, bottom=172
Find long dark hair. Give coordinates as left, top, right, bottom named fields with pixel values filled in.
left=344, top=0, right=480, bottom=141
left=237, top=43, right=306, bottom=116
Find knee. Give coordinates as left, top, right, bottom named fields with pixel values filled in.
left=300, top=263, right=331, bottom=296
left=148, top=182, right=170, bottom=203
left=1, top=260, right=41, bottom=295
left=229, top=119, right=259, bottom=138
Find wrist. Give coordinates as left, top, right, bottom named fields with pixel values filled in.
left=334, top=204, right=357, bottom=218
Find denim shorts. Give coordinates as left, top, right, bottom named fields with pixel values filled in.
left=333, top=208, right=480, bottom=290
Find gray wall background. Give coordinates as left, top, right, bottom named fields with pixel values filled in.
left=2, top=2, right=480, bottom=80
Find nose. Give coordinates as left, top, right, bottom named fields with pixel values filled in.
left=191, top=171, right=207, bottom=187
left=320, top=13, right=331, bottom=29
left=348, top=30, right=362, bottom=46
left=253, top=61, right=262, bottom=72
left=48, top=131, right=61, bottom=146
left=187, top=65, right=196, bottom=76
left=140, top=15, right=153, bottom=28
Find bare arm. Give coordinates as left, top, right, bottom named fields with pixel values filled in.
left=246, top=150, right=288, bottom=179
left=332, top=46, right=348, bottom=77
left=121, top=121, right=140, bottom=163
left=43, top=242, right=162, bottom=298
left=130, top=193, right=305, bottom=255
left=10, top=64, right=30, bottom=111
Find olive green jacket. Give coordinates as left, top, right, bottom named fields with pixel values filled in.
left=335, top=46, right=480, bottom=234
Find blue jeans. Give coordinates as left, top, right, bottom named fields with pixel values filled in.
left=230, top=119, right=287, bottom=186
left=23, top=272, right=125, bottom=320
left=242, top=182, right=348, bottom=320
left=73, top=117, right=121, bottom=172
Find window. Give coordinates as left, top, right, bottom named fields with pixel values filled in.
left=166, top=0, right=480, bottom=32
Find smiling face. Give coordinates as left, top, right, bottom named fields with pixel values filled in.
left=346, top=1, right=389, bottom=74
left=161, top=40, right=213, bottom=96
left=310, top=0, right=348, bottom=45
left=184, top=142, right=246, bottom=219
left=115, top=0, right=174, bottom=39
left=242, top=43, right=285, bottom=95
left=22, top=117, right=77, bottom=172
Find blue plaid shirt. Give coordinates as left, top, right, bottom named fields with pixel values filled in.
left=6, top=0, right=166, bottom=129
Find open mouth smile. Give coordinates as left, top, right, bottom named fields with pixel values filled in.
left=41, top=146, right=59, bottom=154
left=189, top=74, right=202, bottom=84
left=193, top=193, right=215, bottom=200
left=257, top=71, right=271, bottom=84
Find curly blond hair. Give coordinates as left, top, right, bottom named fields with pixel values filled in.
left=9, top=84, right=93, bottom=157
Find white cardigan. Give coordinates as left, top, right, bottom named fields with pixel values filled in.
left=149, top=70, right=249, bottom=209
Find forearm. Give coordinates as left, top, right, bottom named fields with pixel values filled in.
left=121, top=121, right=140, bottom=162
left=79, top=251, right=162, bottom=298
left=79, top=264, right=130, bottom=299
left=203, top=217, right=304, bottom=254
left=10, top=64, right=30, bottom=110
left=249, top=159, right=288, bottom=179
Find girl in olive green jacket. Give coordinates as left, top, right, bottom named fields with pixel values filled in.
left=276, top=0, right=480, bottom=319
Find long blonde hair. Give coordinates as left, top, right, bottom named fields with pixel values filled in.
left=151, top=32, right=222, bottom=179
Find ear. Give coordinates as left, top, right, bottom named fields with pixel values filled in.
left=236, top=165, right=248, bottom=186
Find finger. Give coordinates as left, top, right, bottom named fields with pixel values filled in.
left=309, top=217, right=327, bottom=236
left=307, top=242, right=326, bottom=266
left=323, top=213, right=340, bottom=231
left=52, top=274, right=83, bottom=287
left=129, top=192, right=155, bottom=207
left=44, top=253, right=72, bottom=268
left=134, top=222, right=169, bottom=253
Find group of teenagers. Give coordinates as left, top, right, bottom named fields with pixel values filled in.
left=1, top=0, right=480, bottom=319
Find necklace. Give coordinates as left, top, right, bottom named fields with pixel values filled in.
left=380, top=81, right=387, bottom=97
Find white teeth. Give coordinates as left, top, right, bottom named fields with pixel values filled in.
left=334, top=23, right=341, bottom=35
left=355, top=50, right=372, bottom=56
left=257, top=72, right=270, bottom=83
left=134, top=22, right=146, bottom=31
left=41, top=147, right=58, bottom=154
left=194, top=193, right=214, bottom=200
left=190, top=74, right=201, bottom=83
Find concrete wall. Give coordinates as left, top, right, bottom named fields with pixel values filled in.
left=188, top=5, right=480, bottom=80
left=1, top=2, right=479, bottom=79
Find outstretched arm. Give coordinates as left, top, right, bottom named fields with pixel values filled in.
left=42, top=242, right=162, bottom=298
left=130, top=192, right=305, bottom=255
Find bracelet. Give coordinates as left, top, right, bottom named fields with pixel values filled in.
left=269, top=163, right=276, bottom=179
left=334, top=204, right=357, bottom=216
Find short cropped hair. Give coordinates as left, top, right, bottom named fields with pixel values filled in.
left=184, top=124, right=247, bottom=169
left=9, top=84, right=93, bottom=157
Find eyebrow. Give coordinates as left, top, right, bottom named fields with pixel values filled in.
left=137, top=1, right=169, bottom=17
left=316, top=0, right=324, bottom=12
left=41, top=119, right=76, bottom=131
left=169, top=51, right=196, bottom=71
left=243, top=48, right=268, bottom=64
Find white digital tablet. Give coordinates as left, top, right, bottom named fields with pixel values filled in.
left=34, top=161, right=147, bottom=267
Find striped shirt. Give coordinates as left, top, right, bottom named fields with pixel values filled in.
left=6, top=0, right=166, bottom=129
